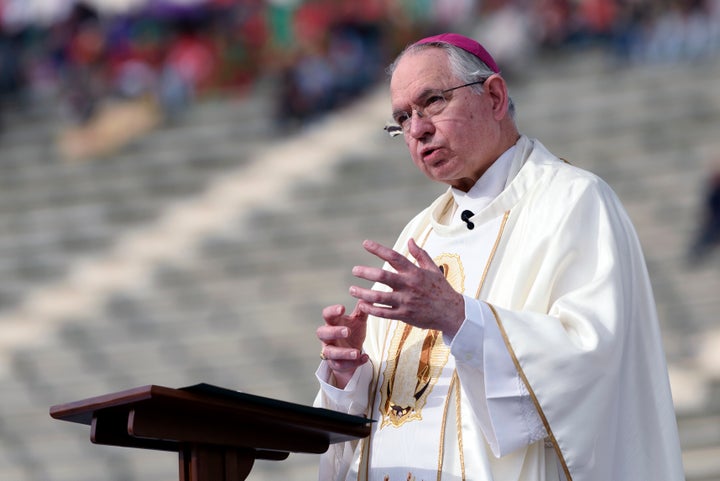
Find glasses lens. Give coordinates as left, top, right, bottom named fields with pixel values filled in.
left=392, top=112, right=410, bottom=129
left=423, top=95, right=448, bottom=118
left=384, top=89, right=454, bottom=137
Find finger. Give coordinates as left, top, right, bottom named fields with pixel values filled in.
left=316, top=324, right=350, bottom=343
left=408, top=238, right=440, bottom=272
left=357, top=301, right=404, bottom=322
left=362, top=239, right=414, bottom=271
left=348, top=300, right=370, bottom=321
left=351, top=265, right=402, bottom=288
left=349, top=285, right=397, bottom=308
left=323, top=345, right=363, bottom=362
left=322, top=304, right=346, bottom=325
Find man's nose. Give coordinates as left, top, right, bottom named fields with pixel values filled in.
left=407, top=110, right=434, bottom=138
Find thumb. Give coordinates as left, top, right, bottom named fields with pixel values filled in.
left=349, top=300, right=370, bottom=321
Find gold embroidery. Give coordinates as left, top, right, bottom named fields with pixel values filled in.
left=358, top=227, right=434, bottom=480
left=379, top=323, right=449, bottom=427
left=379, top=254, right=464, bottom=429
left=436, top=371, right=455, bottom=480
left=362, top=210, right=512, bottom=481
left=453, top=373, right=465, bottom=479
left=381, top=472, right=417, bottom=481
left=436, top=211, right=510, bottom=481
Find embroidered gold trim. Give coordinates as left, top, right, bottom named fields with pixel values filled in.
left=379, top=324, right=450, bottom=428
left=436, top=371, right=457, bottom=481
left=453, top=372, right=465, bottom=480
left=486, top=303, right=573, bottom=481
left=358, top=225, right=436, bottom=480
left=474, top=211, right=509, bottom=300
left=359, top=208, right=512, bottom=481
left=436, top=210, right=510, bottom=481
left=359, top=342, right=387, bottom=480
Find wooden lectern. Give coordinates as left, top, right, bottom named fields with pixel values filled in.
left=50, top=383, right=372, bottom=481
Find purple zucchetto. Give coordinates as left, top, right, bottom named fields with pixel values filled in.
left=414, top=33, right=500, bottom=74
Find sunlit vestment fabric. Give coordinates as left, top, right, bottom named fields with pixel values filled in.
left=315, top=135, right=684, bottom=481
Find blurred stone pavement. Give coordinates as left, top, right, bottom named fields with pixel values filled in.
left=1, top=48, right=720, bottom=481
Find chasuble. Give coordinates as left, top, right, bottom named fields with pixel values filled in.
left=315, top=135, right=684, bottom=481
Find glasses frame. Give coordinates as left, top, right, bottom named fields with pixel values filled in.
left=384, top=80, right=487, bottom=138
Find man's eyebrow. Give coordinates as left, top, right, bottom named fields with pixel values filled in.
left=415, top=87, right=442, bottom=102
left=392, top=87, right=443, bottom=115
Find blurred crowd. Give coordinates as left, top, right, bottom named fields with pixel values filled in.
left=1, top=0, right=278, bottom=127
left=1, top=0, right=720, bottom=131
left=0, top=0, right=719, bottom=256
left=474, top=0, right=720, bottom=79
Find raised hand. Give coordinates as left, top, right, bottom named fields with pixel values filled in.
left=349, top=238, right=465, bottom=337
left=316, top=302, right=369, bottom=389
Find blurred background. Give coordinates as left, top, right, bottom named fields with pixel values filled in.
left=1, top=0, right=720, bottom=480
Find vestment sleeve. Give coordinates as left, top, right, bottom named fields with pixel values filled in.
left=449, top=296, right=547, bottom=456
left=482, top=172, right=684, bottom=479
left=314, top=360, right=373, bottom=481
left=314, top=360, right=373, bottom=415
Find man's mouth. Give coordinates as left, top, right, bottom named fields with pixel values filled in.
left=421, top=147, right=445, bottom=166
left=421, top=146, right=438, bottom=160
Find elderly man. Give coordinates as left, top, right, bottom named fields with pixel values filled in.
left=315, top=33, right=684, bottom=481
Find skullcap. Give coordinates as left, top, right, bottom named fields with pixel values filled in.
left=414, top=33, right=500, bottom=73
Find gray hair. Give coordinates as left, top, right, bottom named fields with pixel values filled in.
left=387, top=41, right=516, bottom=118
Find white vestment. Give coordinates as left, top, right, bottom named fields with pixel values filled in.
left=315, top=135, right=684, bottom=481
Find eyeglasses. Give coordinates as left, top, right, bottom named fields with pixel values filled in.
left=384, top=80, right=486, bottom=138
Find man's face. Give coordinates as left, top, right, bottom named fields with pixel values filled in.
left=390, top=49, right=503, bottom=191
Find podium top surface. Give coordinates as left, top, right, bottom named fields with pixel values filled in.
left=50, top=383, right=372, bottom=444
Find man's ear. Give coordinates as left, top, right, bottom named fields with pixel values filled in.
left=484, top=74, right=510, bottom=120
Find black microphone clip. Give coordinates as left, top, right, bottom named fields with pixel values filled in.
left=460, top=210, right=475, bottom=230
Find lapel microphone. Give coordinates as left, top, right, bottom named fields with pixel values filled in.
left=461, top=210, right=475, bottom=230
